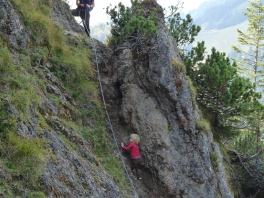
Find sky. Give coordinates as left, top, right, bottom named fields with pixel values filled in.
left=69, top=0, right=208, bottom=26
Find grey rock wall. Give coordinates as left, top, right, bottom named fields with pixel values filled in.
left=1, top=0, right=234, bottom=197
left=93, top=11, right=234, bottom=198
left=0, top=0, right=30, bottom=49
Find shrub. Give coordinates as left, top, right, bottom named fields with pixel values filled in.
left=195, top=119, right=211, bottom=132
left=210, top=151, right=219, bottom=172
left=106, top=0, right=159, bottom=53
left=172, top=59, right=186, bottom=75
left=186, top=76, right=197, bottom=100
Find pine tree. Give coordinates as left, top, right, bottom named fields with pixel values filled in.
left=184, top=41, right=206, bottom=78
left=232, top=0, right=264, bottom=154
left=107, top=0, right=200, bottom=55
left=166, top=10, right=201, bottom=53
left=106, top=0, right=159, bottom=54
left=232, top=0, right=264, bottom=98
left=195, top=47, right=259, bottom=130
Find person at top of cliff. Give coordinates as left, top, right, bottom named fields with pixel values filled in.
left=121, top=134, right=142, bottom=180
left=71, top=0, right=95, bottom=36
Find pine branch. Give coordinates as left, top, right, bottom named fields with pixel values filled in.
left=243, top=148, right=264, bottom=162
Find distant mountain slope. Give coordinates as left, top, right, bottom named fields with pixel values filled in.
left=190, top=0, right=248, bottom=30
left=192, top=21, right=248, bottom=56
left=91, top=0, right=252, bottom=54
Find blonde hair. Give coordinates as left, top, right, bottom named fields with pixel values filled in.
left=130, top=134, right=140, bottom=144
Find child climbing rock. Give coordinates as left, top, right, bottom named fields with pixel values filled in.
left=121, top=134, right=142, bottom=180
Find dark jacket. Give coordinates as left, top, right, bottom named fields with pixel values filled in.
left=80, top=0, right=94, bottom=4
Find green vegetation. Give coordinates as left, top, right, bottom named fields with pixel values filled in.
left=182, top=1, right=264, bottom=196
left=185, top=76, right=197, bottom=103
left=0, top=38, right=48, bottom=195
left=172, top=59, right=186, bottom=75
left=167, top=10, right=201, bottom=52
left=231, top=3, right=264, bottom=195
left=230, top=1, right=264, bottom=195
left=85, top=125, right=129, bottom=190
left=195, top=119, right=211, bottom=132
left=0, top=101, right=47, bottom=196
left=232, top=0, right=264, bottom=91
left=186, top=46, right=260, bottom=134
left=1, top=0, right=263, bottom=197
left=106, top=0, right=159, bottom=53
left=210, top=150, right=219, bottom=172
left=11, top=0, right=94, bottom=104
left=0, top=0, right=131, bottom=196
left=0, top=42, right=42, bottom=120
left=106, top=0, right=200, bottom=55
left=167, top=122, right=171, bottom=133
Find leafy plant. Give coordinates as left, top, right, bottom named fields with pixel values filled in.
left=106, top=0, right=159, bottom=53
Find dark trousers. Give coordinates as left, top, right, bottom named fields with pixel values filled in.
left=131, top=158, right=141, bottom=178
left=71, top=7, right=92, bottom=36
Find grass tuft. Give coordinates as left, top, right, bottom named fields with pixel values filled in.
left=172, top=59, right=186, bottom=75
left=196, top=119, right=211, bottom=132
left=210, top=150, right=219, bottom=172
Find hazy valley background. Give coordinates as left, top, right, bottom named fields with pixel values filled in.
left=90, top=0, right=251, bottom=58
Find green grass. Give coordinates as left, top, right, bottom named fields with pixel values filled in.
left=11, top=0, right=94, bottom=87
left=196, top=119, right=211, bottom=132
left=172, top=59, right=186, bottom=75
left=1, top=0, right=132, bottom=196
left=0, top=44, right=42, bottom=120
left=57, top=117, right=130, bottom=192
left=186, top=76, right=197, bottom=104
left=0, top=100, right=48, bottom=194
left=59, top=134, right=78, bottom=152
left=81, top=126, right=131, bottom=192
left=210, top=150, right=219, bottom=172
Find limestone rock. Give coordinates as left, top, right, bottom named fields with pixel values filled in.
left=94, top=12, right=233, bottom=198
left=0, top=0, right=234, bottom=197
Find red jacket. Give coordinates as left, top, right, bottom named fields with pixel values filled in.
left=122, top=142, right=141, bottom=159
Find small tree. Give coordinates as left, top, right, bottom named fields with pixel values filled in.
left=167, top=12, right=201, bottom=53
left=106, top=0, right=159, bottom=54
left=184, top=41, right=206, bottom=78
left=232, top=0, right=264, bottom=155
left=195, top=48, right=260, bottom=130
left=107, top=0, right=201, bottom=55
left=163, top=2, right=201, bottom=54
left=232, top=0, right=264, bottom=96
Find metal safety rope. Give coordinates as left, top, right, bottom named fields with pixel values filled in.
left=80, top=9, right=139, bottom=198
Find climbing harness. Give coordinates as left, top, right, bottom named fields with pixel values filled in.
left=81, top=15, right=139, bottom=198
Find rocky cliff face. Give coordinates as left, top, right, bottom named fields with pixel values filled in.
left=0, top=0, right=233, bottom=197
left=93, top=1, right=234, bottom=197
left=0, top=0, right=122, bottom=197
